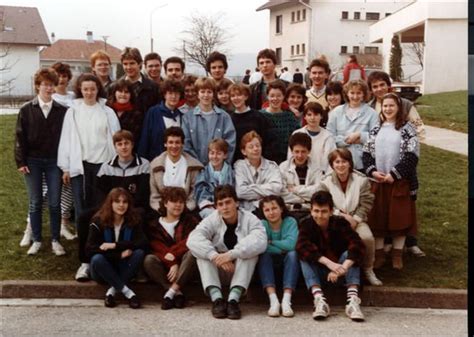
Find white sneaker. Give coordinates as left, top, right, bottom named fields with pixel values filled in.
left=312, top=295, right=330, bottom=320
left=364, top=269, right=383, bottom=286
left=407, top=245, right=426, bottom=257
left=281, top=300, right=294, bottom=317
left=51, top=241, right=66, bottom=256
left=27, top=242, right=42, bottom=255
left=20, top=223, right=33, bottom=247
left=267, top=301, right=280, bottom=317
left=345, top=296, right=365, bottom=322
left=75, top=263, right=90, bottom=282
left=60, top=224, right=77, bottom=240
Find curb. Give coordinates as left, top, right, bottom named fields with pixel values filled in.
left=0, top=280, right=466, bottom=310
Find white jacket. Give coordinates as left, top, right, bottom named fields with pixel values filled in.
left=186, top=209, right=267, bottom=261
left=317, top=170, right=374, bottom=223
left=234, top=158, right=283, bottom=212
left=57, top=98, right=120, bottom=178
left=279, top=157, right=323, bottom=210
left=289, top=127, right=336, bottom=174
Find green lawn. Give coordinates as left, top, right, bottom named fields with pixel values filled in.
left=416, top=90, right=467, bottom=133
left=0, top=115, right=467, bottom=288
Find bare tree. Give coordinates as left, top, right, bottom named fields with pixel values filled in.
left=406, top=42, right=424, bottom=69
left=174, top=12, right=231, bottom=74
left=0, top=44, right=18, bottom=94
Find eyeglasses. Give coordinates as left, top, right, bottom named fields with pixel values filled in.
left=40, top=83, right=55, bottom=88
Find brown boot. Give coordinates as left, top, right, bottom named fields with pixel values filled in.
left=373, top=249, right=386, bottom=269
left=392, top=249, right=403, bottom=270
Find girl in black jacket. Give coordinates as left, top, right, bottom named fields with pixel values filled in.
left=85, top=187, right=147, bottom=308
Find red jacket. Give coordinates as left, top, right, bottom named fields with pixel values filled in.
left=343, top=63, right=366, bottom=83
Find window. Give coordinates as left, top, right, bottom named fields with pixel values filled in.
left=291, top=11, right=295, bottom=23
left=366, top=12, right=380, bottom=20
left=364, top=46, right=379, bottom=54
left=341, top=46, right=347, bottom=54
left=276, top=48, right=282, bottom=65
left=297, top=10, right=301, bottom=21
left=291, top=45, right=294, bottom=56
left=354, top=12, right=360, bottom=20
left=302, top=43, right=306, bottom=55
left=341, top=11, right=348, bottom=19
left=276, top=15, right=283, bottom=34
left=302, top=9, right=306, bottom=21
left=353, top=46, right=360, bottom=54
left=385, top=13, right=391, bottom=17
left=296, top=44, right=300, bottom=55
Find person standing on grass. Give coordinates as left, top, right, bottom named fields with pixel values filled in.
left=306, top=58, right=331, bottom=110
left=144, top=187, right=199, bottom=310
left=258, top=195, right=299, bottom=317
left=242, top=69, right=251, bottom=85
left=317, top=148, right=381, bottom=286
left=194, top=139, right=235, bottom=219
left=181, top=77, right=236, bottom=165
left=326, top=79, right=378, bottom=171
left=366, top=71, right=426, bottom=257
left=362, top=93, right=419, bottom=270
left=260, top=80, right=300, bottom=164
left=15, top=68, right=67, bottom=256
left=297, top=191, right=366, bottom=322
left=186, top=185, right=267, bottom=320
left=58, top=73, right=120, bottom=280
left=249, top=49, right=289, bottom=110
left=86, top=187, right=147, bottom=309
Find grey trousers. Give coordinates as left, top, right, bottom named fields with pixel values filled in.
left=196, top=256, right=258, bottom=292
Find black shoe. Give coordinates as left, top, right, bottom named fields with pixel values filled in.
left=128, top=295, right=141, bottom=309
left=161, top=296, right=174, bottom=310
left=104, top=295, right=116, bottom=308
left=212, top=298, right=227, bottom=318
left=227, top=300, right=241, bottom=320
left=174, top=294, right=185, bottom=309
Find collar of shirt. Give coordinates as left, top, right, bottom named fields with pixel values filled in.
left=37, top=96, right=52, bottom=117
left=311, top=85, right=326, bottom=97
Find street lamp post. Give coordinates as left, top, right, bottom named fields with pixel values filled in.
left=150, top=3, right=168, bottom=53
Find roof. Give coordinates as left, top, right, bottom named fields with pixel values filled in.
left=40, top=39, right=122, bottom=63
left=256, top=0, right=308, bottom=11
left=0, top=5, right=50, bottom=45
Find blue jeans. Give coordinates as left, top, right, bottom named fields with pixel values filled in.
left=70, top=162, right=101, bottom=228
left=90, top=249, right=145, bottom=291
left=24, top=157, right=62, bottom=242
left=258, top=251, right=300, bottom=291
left=300, top=251, right=360, bottom=289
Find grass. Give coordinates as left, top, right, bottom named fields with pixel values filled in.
left=0, top=115, right=467, bottom=288
left=416, top=90, right=467, bottom=133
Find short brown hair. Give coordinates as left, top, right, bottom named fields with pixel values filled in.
left=343, top=79, right=369, bottom=102
left=208, top=138, right=229, bottom=154
left=195, top=77, right=216, bottom=92
left=74, top=73, right=105, bottom=101
left=216, top=78, right=233, bottom=93
left=144, top=52, right=162, bottom=66
left=257, top=48, right=277, bottom=65
left=121, top=47, right=143, bottom=64
left=51, top=62, right=72, bottom=80
left=367, top=71, right=392, bottom=90
left=328, top=148, right=354, bottom=172
left=160, top=79, right=184, bottom=98
left=240, top=130, right=262, bottom=150
left=107, top=79, right=136, bottom=106
left=214, top=184, right=238, bottom=203
left=309, top=58, right=331, bottom=75
left=113, top=130, right=134, bottom=144
left=90, top=50, right=111, bottom=68
left=34, top=68, right=58, bottom=92
left=228, top=83, right=250, bottom=97
left=304, top=102, right=324, bottom=116
left=159, top=186, right=187, bottom=215
left=289, top=132, right=312, bottom=151
left=206, top=51, right=228, bottom=72
left=182, top=74, right=198, bottom=87
left=266, top=80, right=286, bottom=95
left=164, top=56, right=185, bottom=72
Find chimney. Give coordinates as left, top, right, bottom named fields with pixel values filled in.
left=86, top=31, right=93, bottom=43
left=51, top=32, right=55, bottom=43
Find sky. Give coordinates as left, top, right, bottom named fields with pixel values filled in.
left=2, top=0, right=270, bottom=62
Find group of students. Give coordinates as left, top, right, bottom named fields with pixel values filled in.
left=15, top=45, right=426, bottom=321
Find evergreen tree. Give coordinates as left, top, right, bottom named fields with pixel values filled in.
left=389, top=34, right=403, bottom=81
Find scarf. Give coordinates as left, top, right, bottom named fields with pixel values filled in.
left=112, top=102, right=134, bottom=112
left=161, top=103, right=182, bottom=122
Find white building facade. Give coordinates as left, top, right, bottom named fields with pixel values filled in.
left=257, top=0, right=412, bottom=73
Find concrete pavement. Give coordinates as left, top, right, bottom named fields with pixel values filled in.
left=421, top=125, right=467, bottom=156
left=0, top=300, right=467, bottom=337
